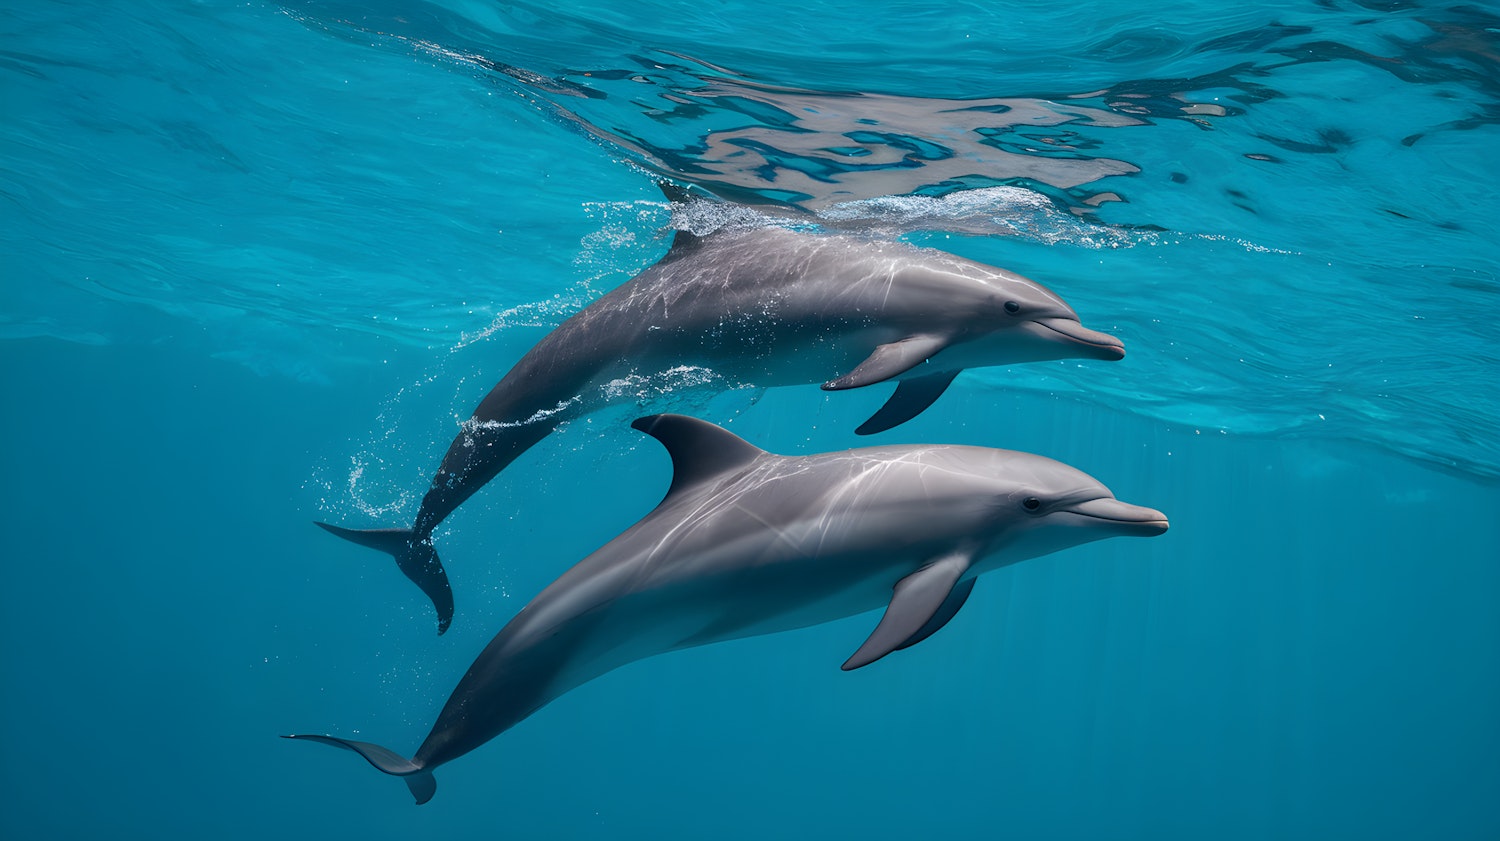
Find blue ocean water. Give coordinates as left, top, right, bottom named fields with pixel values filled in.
left=2, top=0, right=1498, bottom=837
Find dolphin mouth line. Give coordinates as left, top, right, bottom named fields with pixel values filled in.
left=1063, top=497, right=1170, bottom=532
left=1032, top=317, right=1125, bottom=358
left=1079, top=513, right=1171, bottom=528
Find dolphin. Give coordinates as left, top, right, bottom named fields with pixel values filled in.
left=318, top=220, right=1125, bottom=634
left=288, top=414, right=1167, bottom=804
left=316, top=215, right=1128, bottom=629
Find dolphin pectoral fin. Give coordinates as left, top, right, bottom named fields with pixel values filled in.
left=823, top=334, right=949, bottom=391
left=855, top=370, right=961, bottom=435
left=842, top=551, right=973, bottom=671
left=282, top=734, right=437, bottom=805
left=895, top=576, right=975, bottom=652
left=314, top=523, right=455, bottom=635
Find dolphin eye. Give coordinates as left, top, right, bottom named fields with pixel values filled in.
left=1004, top=301, right=1021, bottom=315
left=1022, top=496, right=1041, bottom=511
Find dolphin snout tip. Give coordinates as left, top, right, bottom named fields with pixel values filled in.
left=1068, top=498, right=1169, bottom=534
left=1033, top=317, right=1125, bottom=360
left=1132, top=505, right=1170, bottom=535
left=1089, top=330, right=1126, bottom=361
left=1136, top=506, right=1170, bottom=535
left=1074, top=334, right=1124, bottom=362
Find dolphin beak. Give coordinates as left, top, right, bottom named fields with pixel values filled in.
left=1033, top=317, right=1125, bottom=360
left=1063, top=497, right=1169, bottom=535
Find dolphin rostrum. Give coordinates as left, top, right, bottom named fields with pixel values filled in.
left=318, top=223, right=1126, bottom=634
left=288, top=414, right=1167, bottom=804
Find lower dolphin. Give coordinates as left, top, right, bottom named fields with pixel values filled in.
left=288, top=414, right=1167, bottom=804
left=319, top=210, right=1125, bottom=634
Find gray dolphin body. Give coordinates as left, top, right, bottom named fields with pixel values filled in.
left=288, top=414, right=1167, bottom=804
left=318, top=225, right=1125, bottom=633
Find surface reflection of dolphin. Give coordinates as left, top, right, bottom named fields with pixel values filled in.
left=289, top=414, right=1169, bottom=805
left=671, top=78, right=1145, bottom=209
left=318, top=204, right=1125, bottom=635
left=527, top=63, right=1149, bottom=212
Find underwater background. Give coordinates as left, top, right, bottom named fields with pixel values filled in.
left=3, top=0, right=1498, bottom=838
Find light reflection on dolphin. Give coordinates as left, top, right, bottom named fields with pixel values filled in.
left=289, top=414, right=1168, bottom=804
left=318, top=214, right=1125, bottom=634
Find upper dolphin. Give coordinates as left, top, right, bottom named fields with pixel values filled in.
left=318, top=221, right=1125, bottom=633
left=288, top=414, right=1167, bottom=804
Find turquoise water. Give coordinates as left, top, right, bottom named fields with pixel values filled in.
left=3, top=0, right=1498, bottom=837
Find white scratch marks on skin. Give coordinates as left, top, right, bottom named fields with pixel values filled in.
left=735, top=502, right=809, bottom=555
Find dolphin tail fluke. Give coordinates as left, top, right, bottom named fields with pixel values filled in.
left=314, top=523, right=455, bottom=635
left=282, top=734, right=437, bottom=805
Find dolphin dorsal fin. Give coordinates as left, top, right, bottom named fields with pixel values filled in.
left=632, top=414, right=766, bottom=497
left=656, top=181, right=709, bottom=256
left=668, top=228, right=705, bottom=254
left=657, top=180, right=696, bottom=205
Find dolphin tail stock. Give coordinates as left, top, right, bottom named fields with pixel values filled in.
left=282, top=734, right=437, bottom=805
left=314, top=523, right=455, bottom=635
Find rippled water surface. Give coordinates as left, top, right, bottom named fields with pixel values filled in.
left=2, top=1, right=1498, bottom=838
left=8, top=0, right=1499, bottom=476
